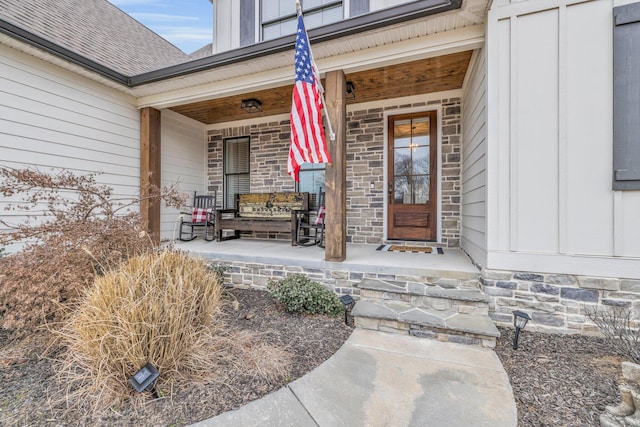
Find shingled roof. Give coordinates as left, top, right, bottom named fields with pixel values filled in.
left=0, top=0, right=191, bottom=76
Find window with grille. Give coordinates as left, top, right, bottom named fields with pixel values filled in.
left=296, top=163, right=325, bottom=210
left=260, top=0, right=343, bottom=41
left=224, top=137, right=250, bottom=208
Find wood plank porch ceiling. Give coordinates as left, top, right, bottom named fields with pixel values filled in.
left=169, top=50, right=472, bottom=125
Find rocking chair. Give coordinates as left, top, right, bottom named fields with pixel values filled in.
left=179, top=192, right=216, bottom=241
left=293, top=190, right=325, bottom=247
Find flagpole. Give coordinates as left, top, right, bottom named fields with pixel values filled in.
left=296, top=1, right=336, bottom=142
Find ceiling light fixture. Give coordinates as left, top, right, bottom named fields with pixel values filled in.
left=240, top=98, right=262, bottom=113
left=346, top=81, right=356, bottom=99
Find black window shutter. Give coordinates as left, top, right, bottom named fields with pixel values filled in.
left=614, top=2, right=640, bottom=190
left=350, top=0, right=369, bottom=17
left=240, top=0, right=255, bottom=47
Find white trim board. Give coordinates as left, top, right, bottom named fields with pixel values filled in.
left=487, top=251, right=640, bottom=280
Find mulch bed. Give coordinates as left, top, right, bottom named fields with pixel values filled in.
left=495, top=327, right=623, bottom=427
left=0, top=288, right=354, bottom=426
left=0, top=290, right=627, bottom=427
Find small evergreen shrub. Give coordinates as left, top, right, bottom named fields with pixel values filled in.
left=207, top=263, right=229, bottom=280
left=267, top=274, right=343, bottom=316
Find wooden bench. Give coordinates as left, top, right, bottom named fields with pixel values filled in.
left=215, top=192, right=309, bottom=244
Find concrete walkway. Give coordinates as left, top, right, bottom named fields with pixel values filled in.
left=190, top=329, right=517, bottom=427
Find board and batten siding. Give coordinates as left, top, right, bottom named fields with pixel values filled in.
left=0, top=44, right=140, bottom=247
left=461, top=47, right=487, bottom=267
left=160, top=109, right=207, bottom=241
left=486, top=0, right=640, bottom=279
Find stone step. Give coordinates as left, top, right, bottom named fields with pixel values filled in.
left=351, top=300, right=500, bottom=348
left=356, top=278, right=490, bottom=315
left=358, top=277, right=483, bottom=293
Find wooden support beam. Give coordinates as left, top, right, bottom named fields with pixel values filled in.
left=140, top=107, right=161, bottom=246
left=324, top=71, right=347, bottom=262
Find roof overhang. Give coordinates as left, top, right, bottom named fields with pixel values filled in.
left=0, top=0, right=488, bottom=111
left=0, top=18, right=130, bottom=85
left=129, top=0, right=463, bottom=86
left=138, top=24, right=484, bottom=112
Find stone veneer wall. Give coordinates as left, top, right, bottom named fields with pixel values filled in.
left=345, top=105, right=384, bottom=244
left=343, top=97, right=462, bottom=246
left=210, top=259, right=478, bottom=296
left=483, top=268, right=640, bottom=334
left=439, top=99, right=463, bottom=247
left=206, top=96, right=462, bottom=245
left=207, top=121, right=294, bottom=199
left=222, top=261, right=366, bottom=295
left=207, top=121, right=295, bottom=239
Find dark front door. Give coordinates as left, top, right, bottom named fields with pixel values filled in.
left=387, top=111, right=438, bottom=241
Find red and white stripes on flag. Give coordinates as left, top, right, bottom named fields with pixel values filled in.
left=288, top=11, right=331, bottom=182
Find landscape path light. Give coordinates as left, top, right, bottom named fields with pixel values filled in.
left=512, top=310, right=531, bottom=350
left=129, top=362, right=159, bottom=394
left=339, top=294, right=355, bottom=326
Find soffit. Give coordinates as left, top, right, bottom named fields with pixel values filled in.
left=169, top=50, right=473, bottom=125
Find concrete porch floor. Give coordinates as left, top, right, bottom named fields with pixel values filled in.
left=172, top=238, right=480, bottom=280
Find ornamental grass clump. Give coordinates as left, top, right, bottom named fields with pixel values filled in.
left=267, top=273, right=343, bottom=316
left=58, top=251, right=225, bottom=408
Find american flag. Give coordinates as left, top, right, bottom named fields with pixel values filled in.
left=288, top=12, right=331, bottom=182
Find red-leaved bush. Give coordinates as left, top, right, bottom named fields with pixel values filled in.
left=0, top=167, right=186, bottom=336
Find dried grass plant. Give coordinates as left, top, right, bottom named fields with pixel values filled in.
left=57, top=251, right=223, bottom=409
left=55, top=251, right=291, bottom=411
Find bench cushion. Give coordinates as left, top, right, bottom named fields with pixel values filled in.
left=237, top=193, right=307, bottom=219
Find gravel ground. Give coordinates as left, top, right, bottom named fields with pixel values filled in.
left=1, top=289, right=626, bottom=427
left=495, top=326, right=622, bottom=427
left=0, top=288, right=354, bottom=426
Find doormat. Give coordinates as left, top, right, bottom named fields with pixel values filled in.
left=376, top=245, right=444, bottom=254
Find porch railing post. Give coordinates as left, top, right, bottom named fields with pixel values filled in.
left=140, top=107, right=161, bottom=246
left=324, top=70, right=347, bottom=262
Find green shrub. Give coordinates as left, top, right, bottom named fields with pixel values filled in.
left=207, top=263, right=228, bottom=280
left=267, top=274, right=343, bottom=316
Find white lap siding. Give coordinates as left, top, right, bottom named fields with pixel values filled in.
left=160, top=109, right=206, bottom=241
left=461, top=47, right=488, bottom=267
left=0, top=44, right=139, bottom=250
